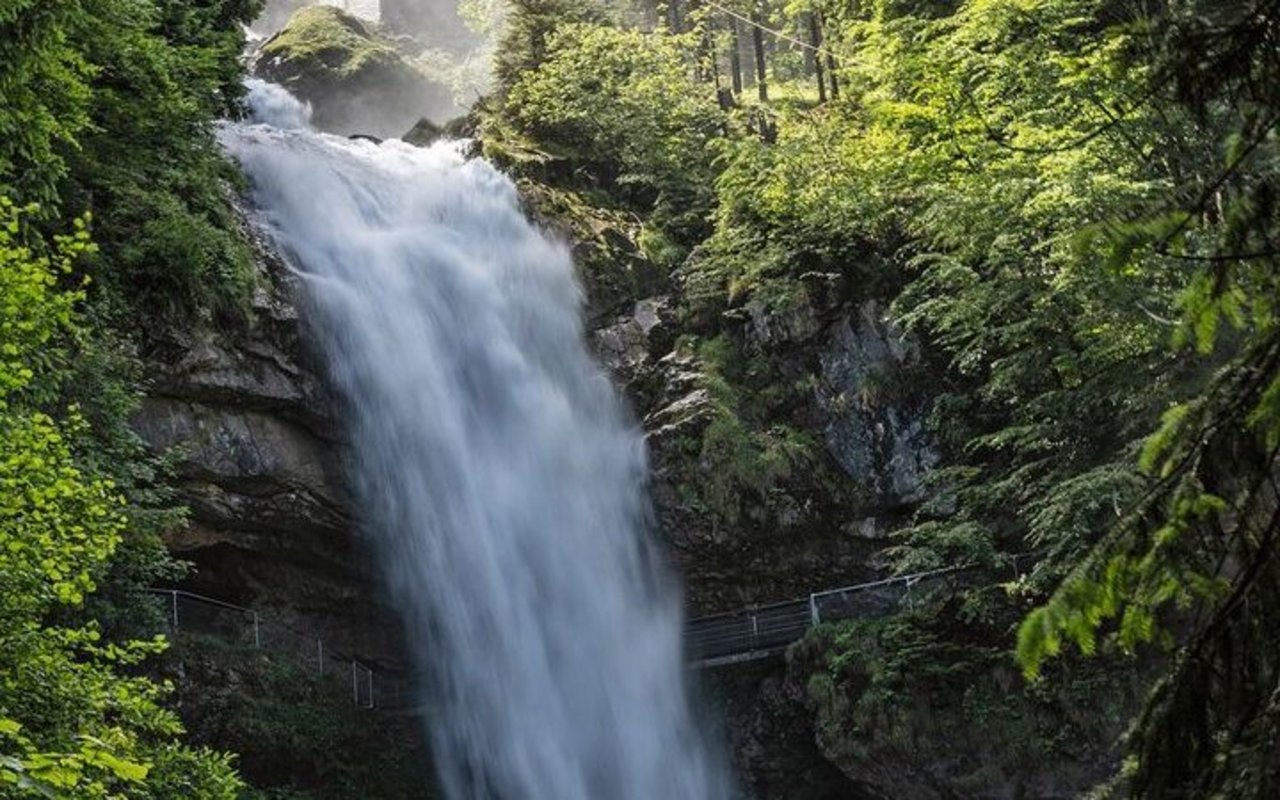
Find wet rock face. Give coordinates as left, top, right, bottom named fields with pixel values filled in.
left=253, top=6, right=456, bottom=137
left=133, top=203, right=397, bottom=665
left=817, top=300, right=939, bottom=507
left=132, top=398, right=345, bottom=546
left=519, top=179, right=670, bottom=329
left=707, top=663, right=873, bottom=800
left=635, top=349, right=875, bottom=613
left=592, top=296, right=678, bottom=412
left=572, top=238, right=941, bottom=616
left=733, top=277, right=937, bottom=508
left=639, top=273, right=937, bottom=613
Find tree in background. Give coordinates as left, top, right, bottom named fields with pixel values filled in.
left=493, top=0, right=604, bottom=94
left=505, top=21, right=725, bottom=240
left=704, top=0, right=1280, bottom=793
left=1016, top=2, right=1280, bottom=794
left=0, top=0, right=264, bottom=328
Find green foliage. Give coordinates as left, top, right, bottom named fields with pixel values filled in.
left=709, top=0, right=1279, bottom=794
left=0, top=0, right=262, bottom=328
left=795, top=600, right=1139, bottom=796
left=670, top=334, right=824, bottom=529
left=505, top=22, right=725, bottom=242
left=0, top=1, right=94, bottom=207
left=0, top=1, right=257, bottom=789
left=65, top=331, right=193, bottom=643
left=70, top=0, right=262, bottom=326
left=493, top=0, right=603, bottom=95
left=501, top=0, right=1280, bottom=794
left=0, top=201, right=242, bottom=798
left=162, top=635, right=434, bottom=800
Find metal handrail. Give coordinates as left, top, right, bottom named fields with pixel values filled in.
left=685, top=557, right=1040, bottom=666
left=685, top=563, right=976, bottom=627
left=144, top=588, right=395, bottom=709
left=150, top=554, right=1040, bottom=679
left=807, top=563, right=970, bottom=604
left=148, top=587, right=256, bottom=613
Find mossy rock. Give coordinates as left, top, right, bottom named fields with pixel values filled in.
left=401, top=117, right=445, bottom=146
left=790, top=608, right=1147, bottom=799
left=515, top=179, right=667, bottom=324
left=256, top=6, right=456, bottom=138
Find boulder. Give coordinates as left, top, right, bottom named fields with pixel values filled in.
left=401, top=117, right=444, bottom=146
left=254, top=6, right=456, bottom=138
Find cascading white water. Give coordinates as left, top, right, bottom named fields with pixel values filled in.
left=220, top=81, right=732, bottom=799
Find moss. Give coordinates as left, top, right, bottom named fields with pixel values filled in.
left=260, top=7, right=399, bottom=81
left=513, top=178, right=671, bottom=322
left=668, top=334, right=826, bottom=528
left=637, top=224, right=685, bottom=269
left=791, top=601, right=1147, bottom=797
left=160, top=633, right=436, bottom=800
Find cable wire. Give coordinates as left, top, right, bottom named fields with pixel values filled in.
left=702, top=0, right=840, bottom=62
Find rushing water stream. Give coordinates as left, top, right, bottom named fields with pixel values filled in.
left=219, top=82, right=731, bottom=799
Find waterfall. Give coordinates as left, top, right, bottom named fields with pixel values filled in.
left=219, top=82, right=731, bottom=800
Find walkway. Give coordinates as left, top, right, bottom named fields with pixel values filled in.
left=685, top=564, right=973, bottom=668
left=147, top=588, right=401, bottom=709
left=149, top=561, right=1004, bottom=711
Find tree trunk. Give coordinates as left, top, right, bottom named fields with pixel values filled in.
left=751, top=1, right=768, bottom=102
left=808, top=12, right=827, bottom=102
left=823, top=10, right=839, bottom=100
left=703, top=24, right=718, bottom=86
left=729, top=18, right=744, bottom=95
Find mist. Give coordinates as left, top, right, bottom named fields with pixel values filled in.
left=251, top=0, right=503, bottom=133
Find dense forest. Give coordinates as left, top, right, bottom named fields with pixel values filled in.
left=487, top=0, right=1280, bottom=794
left=2, top=0, right=1278, bottom=797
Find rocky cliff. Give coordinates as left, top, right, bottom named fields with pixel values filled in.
left=139, top=171, right=936, bottom=797
left=133, top=203, right=404, bottom=670
left=519, top=182, right=937, bottom=615
left=513, top=180, right=942, bottom=799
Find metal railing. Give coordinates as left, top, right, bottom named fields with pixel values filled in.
left=147, top=589, right=409, bottom=709
left=151, top=557, right=1034, bottom=687
left=686, top=597, right=815, bottom=666
left=686, top=564, right=988, bottom=667
left=686, top=555, right=1039, bottom=667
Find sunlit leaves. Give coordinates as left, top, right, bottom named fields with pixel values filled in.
left=506, top=22, right=724, bottom=241
left=0, top=201, right=241, bottom=798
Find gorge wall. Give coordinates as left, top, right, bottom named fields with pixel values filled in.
left=135, top=163, right=937, bottom=800
left=133, top=201, right=403, bottom=667
left=518, top=182, right=937, bottom=800
left=135, top=8, right=941, bottom=798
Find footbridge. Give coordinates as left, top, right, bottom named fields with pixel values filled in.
left=147, top=561, right=1011, bottom=709
left=685, top=564, right=973, bottom=668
